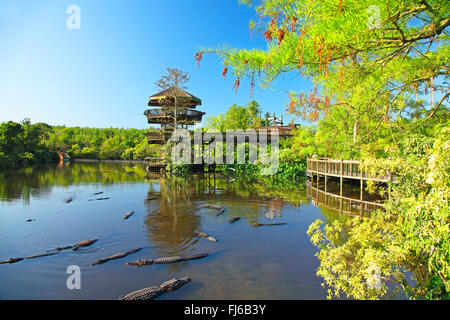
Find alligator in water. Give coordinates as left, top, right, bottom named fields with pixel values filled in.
left=229, top=216, right=241, bottom=224
left=26, top=219, right=35, bottom=222
left=48, top=245, right=73, bottom=252
left=126, top=253, right=209, bottom=267
left=198, top=205, right=225, bottom=216
left=0, top=257, right=24, bottom=264
left=65, top=198, right=73, bottom=203
left=1, top=252, right=58, bottom=264
left=26, top=252, right=59, bottom=259
left=123, top=211, right=135, bottom=220
left=119, top=277, right=191, bottom=300
left=93, top=192, right=103, bottom=195
left=72, top=238, right=99, bottom=251
left=88, top=197, right=110, bottom=201
left=146, top=197, right=158, bottom=201
left=194, top=229, right=217, bottom=242
left=252, top=222, right=287, bottom=228
left=91, top=247, right=143, bottom=266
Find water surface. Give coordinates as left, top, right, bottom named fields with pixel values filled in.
left=0, top=162, right=351, bottom=300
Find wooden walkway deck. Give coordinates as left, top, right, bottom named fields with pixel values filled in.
left=306, top=158, right=390, bottom=210
left=307, top=158, right=390, bottom=183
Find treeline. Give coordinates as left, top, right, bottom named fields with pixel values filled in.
left=0, top=120, right=58, bottom=168
left=49, top=126, right=160, bottom=160
left=0, top=120, right=161, bottom=169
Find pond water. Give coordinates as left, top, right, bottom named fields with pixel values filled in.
left=0, top=162, right=359, bottom=300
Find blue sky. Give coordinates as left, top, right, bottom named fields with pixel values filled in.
left=0, top=0, right=312, bottom=129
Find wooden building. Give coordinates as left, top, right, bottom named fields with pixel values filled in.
left=144, top=87, right=206, bottom=144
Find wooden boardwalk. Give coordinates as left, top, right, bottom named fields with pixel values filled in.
left=306, top=158, right=389, bottom=213
left=307, top=158, right=390, bottom=182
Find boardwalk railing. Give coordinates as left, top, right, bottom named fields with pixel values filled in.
left=307, top=158, right=390, bottom=182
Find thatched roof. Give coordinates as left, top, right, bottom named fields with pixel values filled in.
left=147, top=87, right=202, bottom=108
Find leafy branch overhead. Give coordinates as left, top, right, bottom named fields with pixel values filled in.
left=196, top=0, right=449, bottom=127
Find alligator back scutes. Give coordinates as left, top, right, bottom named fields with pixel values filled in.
left=119, top=277, right=191, bottom=300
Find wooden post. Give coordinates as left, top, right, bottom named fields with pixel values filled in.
left=340, top=159, right=343, bottom=195
left=388, top=171, right=392, bottom=200
left=360, top=166, right=364, bottom=201
left=340, top=159, right=343, bottom=213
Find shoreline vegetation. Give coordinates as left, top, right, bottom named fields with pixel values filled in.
left=0, top=120, right=160, bottom=169
left=0, top=118, right=307, bottom=182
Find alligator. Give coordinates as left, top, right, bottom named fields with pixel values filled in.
left=72, top=238, right=99, bottom=251
left=228, top=216, right=241, bottom=224
left=0, top=257, right=24, bottom=264
left=119, top=277, right=191, bottom=300
left=146, top=197, right=158, bottom=201
left=91, top=247, right=143, bottom=266
left=263, top=197, right=275, bottom=201
left=198, top=205, right=224, bottom=216
left=1, top=251, right=61, bottom=264
left=126, top=253, right=209, bottom=267
left=65, top=198, right=73, bottom=203
left=252, top=222, right=287, bottom=228
left=93, top=192, right=103, bottom=195
left=123, top=211, right=135, bottom=220
left=88, top=197, right=110, bottom=201
left=26, top=252, right=59, bottom=260
left=194, top=229, right=217, bottom=242
left=47, top=245, right=73, bottom=252
left=26, top=219, right=35, bottom=222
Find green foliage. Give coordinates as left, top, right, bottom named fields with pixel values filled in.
left=0, top=120, right=161, bottom=169
left=0, top=120, right=58, bottom=168
left=221, top=159, right=306, bottom=182
left=308, top=126, right=449, bottom=300
left=48, top=126, right=161, bottom=160
left=205, top=100, right=266, bottom=131
left=201, top=0, right=449, bottom=159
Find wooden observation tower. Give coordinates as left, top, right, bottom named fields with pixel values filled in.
left=144, top=87, right=205, bottom=144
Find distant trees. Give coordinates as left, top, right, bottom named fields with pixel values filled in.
left=0, top=120, right=57, bottom=168
left=205, top=100, right=267, bottom=131
left=0, top=120, right=161, bottom=169
left=49, top=126, right=160, bottom=160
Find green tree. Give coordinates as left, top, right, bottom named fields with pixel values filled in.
left=225, top=104, right=252, bottom=130
left=247, top=100, right=262, bottom=127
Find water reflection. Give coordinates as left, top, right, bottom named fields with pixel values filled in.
left=307, top=178, right=385, bottom=216
left=0, top=162, right=148, bottom=204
